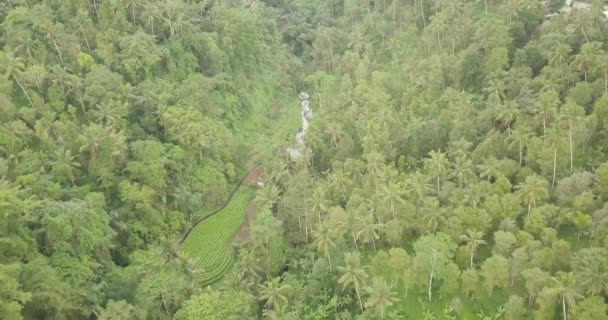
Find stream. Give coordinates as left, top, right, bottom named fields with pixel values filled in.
left=286, top=91, right=312, bottom=160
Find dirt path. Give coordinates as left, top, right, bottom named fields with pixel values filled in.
left=233, top=200, right=258, bottom=243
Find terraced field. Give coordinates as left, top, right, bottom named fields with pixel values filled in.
left=181, top=188, right=255, bottom=286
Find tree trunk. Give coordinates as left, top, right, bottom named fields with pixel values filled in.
left=14, top=77, right=32, bottom=105
left=420, top=0, right=426, bottom=28
left=304, top=210, right=309, bottom=243
left=568, top=126, right=573, bottom=172
left=327, top=254, right=332, bottom=272
left=428, top=267, right=434, bottom=302
left=528, top=202, right=532, bottom=218
left=436, top=176, right=440, bottom=194
left=371, top=235, right=377, bottom=251
left=428, top=251, right=437, bottom=302
left=519, top=142, right=523, bottom=167
left=470, top=252, right=474, bottom=269
left=562, top=296, right=567, bottom=320
left=52, top=39, right=64, bottom=66
left=352, top=232, right=359, bottom=251
left=552, top=148, right=557, bottom=189
left=92, top=0, right=100, bottom=21
left=356, top=286, right=364, bottom=311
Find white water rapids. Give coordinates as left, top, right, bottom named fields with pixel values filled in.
left=286, top=91, right=312, bottom=160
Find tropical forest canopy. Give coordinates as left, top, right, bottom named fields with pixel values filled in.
left=2, top=0, right=608, bottom=319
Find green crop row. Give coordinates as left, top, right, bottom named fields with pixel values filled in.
left=181, top=188, right=254, bottom=286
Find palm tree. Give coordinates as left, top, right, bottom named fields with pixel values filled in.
left=238, top=248, right=263, bottom=281
left=449, top=156, right=474, bottom=187
left=550, top=272, right=583, bottom=320
left=310, top=186, right=329, bottom=224
left=535, top=89, right=559, bottom=137
left=459, top=229, right=486, bottom=269
left=0, top=53, right=32, bottom=105
left=379, top=180, right=405, bottom=219
left=338, top=252, right=369, bottom=311
left=595, top=54, right=608, bottom=94
left=559, top=103, right=584, bottom=172
left=405, top=172, right=433, bottom=212
left=11, top=31, right=41, bottom=62
left=259, top=277, right=291, bottom=311
left=48, top=147, right=81, bottom=185
left=92, top=100, right=126, bottom=127
left=495, top=101, right=519, bottom=131
left=515, top=174, right=549, bottom=217
left=312, top=222, right=336, bottom=272
left=78, top=124, right=109, bottom=158
left=125, top=0, right=143, bottom=24
left=571, top=42, right=600, bottom=82
left=477, top=156, right=502, bottom=181
left=506, top=124, right=532, bottom=167
left=255, top=184, right=279, bottom=210
left=422, top=207, right=445, bottom=234
left=424, top=150, right=450, bottom=193
left=364, top=277, right=399, bottom=319
left=546, top=125, right=565, bottom=189
left=355, top=214, right=384, bottom=251
left=548, top=43, right=572, bottom=67
left=327, top=167, right=351, bottom=202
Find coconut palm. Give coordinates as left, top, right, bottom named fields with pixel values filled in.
left=424, top=150, right=450, bottom=193
left=459, top=229, right=486, bottom=269
left=548, top=43, right=572, bottom=67
left=78, top=124, right=109, bottom=158
left=515, top=174, right=549, bottom=217
left=0, top=53, right=32, bottom=105
left=364, top=277, right=399, bottom=319
left=355, top=214, right=384, bottom=251
left=546, top=125, right=566, bottom=189
left=405, top=172, right=433, bottom=212
left=550, top=272, right=583, bottom=320
left=379, top=180, right=405, bottom=219
left=477, top=156, right=502, bottom=181
left=338, top=252, right=369, bottom=311
left=310, top=186, right=329, bottom=224
left=506, top=124, right=532, bottom=167
left=48, top=147, right=81, bottom=185
left=559, top=102, right=584, bottom=172
left=312, top=222, right=336, bottom=272
left=571, top=42, right=600, bottom=82
left=449, top=156, right=474, bottom=187
left=259, top=277, right=291, bottom=311
left=327, top=166, right=351, bottom=202
left=255, top=183, right=279, bottom=210
left=595, top=54, right=608, bottom=93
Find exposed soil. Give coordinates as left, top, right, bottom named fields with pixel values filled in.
left=234, top=199, right=258, bottom=242
left=246, top=166, right=265, bottom=186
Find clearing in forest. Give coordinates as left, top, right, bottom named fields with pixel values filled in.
left=181, top=187, right=255, bottom=286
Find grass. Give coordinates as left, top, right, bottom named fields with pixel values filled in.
left=181, top=188, right=255, bottom=286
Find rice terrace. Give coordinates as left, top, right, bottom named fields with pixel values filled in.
left=180, top=167, right=260, bottom=286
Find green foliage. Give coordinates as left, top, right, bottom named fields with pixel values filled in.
left=182, top=189, right=254, bottom=286
left=174, top=290, right=257, bottom=320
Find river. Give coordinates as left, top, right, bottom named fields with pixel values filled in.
left=286, top=91, right=312, bottom=160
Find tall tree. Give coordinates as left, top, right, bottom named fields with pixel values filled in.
left=459, top=229, right=486, bottom=269
left=550, top=272, right=583, bottom=320
left=312, top=222, right=336, bottom=272
left=338, top=252, right=369, bottom=311
left=424, top=150, right=450, bottom=193
left=515, top=174, right=549, bottom=217
left=364, top=277, right=399, bottom=319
